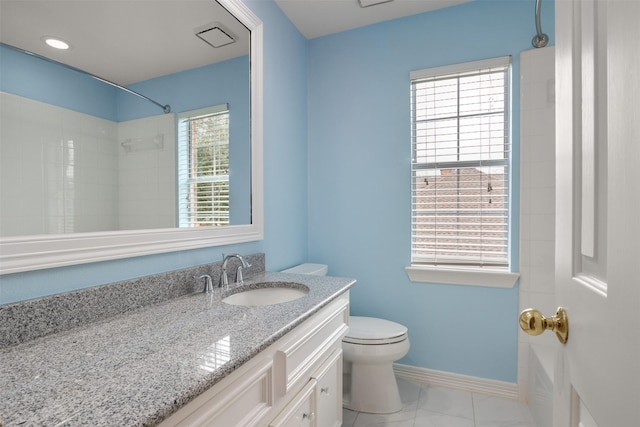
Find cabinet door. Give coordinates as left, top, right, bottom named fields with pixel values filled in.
left=312, top=349, right=342, bottom=427
left=269, top=379, right=317, bottom=427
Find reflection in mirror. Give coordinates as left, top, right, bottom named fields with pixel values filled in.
left=0, top=0, right=251, bottom=237
left=0, top=0, right=263, bottom=274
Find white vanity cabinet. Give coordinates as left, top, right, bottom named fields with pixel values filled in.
left=159, top=291, right=349, bottom=427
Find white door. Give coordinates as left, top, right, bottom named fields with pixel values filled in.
left=554, top=0, right=640, bottom=425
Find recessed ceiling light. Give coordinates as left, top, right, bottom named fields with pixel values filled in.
left=42, top=36, right=71, bottom=50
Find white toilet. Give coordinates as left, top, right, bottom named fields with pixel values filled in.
left=342, top=316, right=409, bottom=413
left=282, top=263, right=411, bottom=414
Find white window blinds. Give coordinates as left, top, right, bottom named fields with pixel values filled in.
left=177, top=105, right=230, bottom=227
left=410, top=57, right=511, bottom=267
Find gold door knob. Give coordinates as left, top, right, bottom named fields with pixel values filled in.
left=519, top=307, right=569, bottom=344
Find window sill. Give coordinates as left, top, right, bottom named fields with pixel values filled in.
left=405, top=265, right=519, bottom=288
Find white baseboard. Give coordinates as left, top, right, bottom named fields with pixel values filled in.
left=393, top=363, right=519, bottom=401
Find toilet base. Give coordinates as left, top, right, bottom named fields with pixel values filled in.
left=343, top=362, right=403, bottom=414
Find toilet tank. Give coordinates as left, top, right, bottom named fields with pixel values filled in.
left=281, top=263, right=328, bottom=276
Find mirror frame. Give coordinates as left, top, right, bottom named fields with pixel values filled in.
left=0, top=0, right=263, bottom=275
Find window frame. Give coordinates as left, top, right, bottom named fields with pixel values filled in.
left=407, top=56, right=519, bottom=288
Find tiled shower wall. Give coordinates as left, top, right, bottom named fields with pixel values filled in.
left=0, top=92, right=119, bottom=235
left=518, top=46, right=557, bottom=406
left=0, top=92, right=176, bottom=235
left=117, top=114, right=176, bottom=230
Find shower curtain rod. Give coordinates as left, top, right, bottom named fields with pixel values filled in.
left=532, top=0, right=549, bottom=48
left=1, top=43, right=171, bottom=114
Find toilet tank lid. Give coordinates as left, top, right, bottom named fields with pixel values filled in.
left=281, top=263, right=328, bottom=276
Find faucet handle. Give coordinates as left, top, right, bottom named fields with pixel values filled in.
left=219, top=270, right=229, bottom=291
left=236, top=265, right=245, bottom=285
left=240, top=255, right=252, bottom=269
left=195, top=274, right=214, bottom=294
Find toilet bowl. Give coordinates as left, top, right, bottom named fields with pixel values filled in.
left=281, top=264, right=410, bottom=414
left=342, top=316, right=410, bottom=414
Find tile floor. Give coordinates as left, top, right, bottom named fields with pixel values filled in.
left=342, top=377, right=536, bottom=427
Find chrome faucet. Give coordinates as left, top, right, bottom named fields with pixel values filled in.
left=220, top=254, right=252, bottom=289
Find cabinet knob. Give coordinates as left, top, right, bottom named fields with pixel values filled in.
left=321, top=387, right=330, bottom=395
left=302, top=412, right=315, bottom=421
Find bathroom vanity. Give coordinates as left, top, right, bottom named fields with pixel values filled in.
left=0, top=261, right=355, bottom=426
left=160, top=291, right=349, bottom=426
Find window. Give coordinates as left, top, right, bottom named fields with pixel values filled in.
left=178, top=105, right=230, bottom=227
left=410, top=57, right=511, bottom=268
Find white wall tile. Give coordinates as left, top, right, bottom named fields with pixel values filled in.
left=529, top=160, right=555, bottom=188
left=530, top=214, right=555, bottom=242
left=530, top=184, right=555, bottom=215
left=0, top=93, right=119, bottom=236
left=530, top=267, right=556, bottom=294
left=529, top=240, right=555, bottom=269
left=116, top=113, right=176, bottom=230
left=519, top=46, right=556, bottom=404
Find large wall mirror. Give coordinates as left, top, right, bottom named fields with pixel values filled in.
left=0, top=0, right=263, bottom=274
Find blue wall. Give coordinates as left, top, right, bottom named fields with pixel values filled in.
left=306, top=0, right=554, bottom=382
left=0, top=44, right=118, bottom=120
left=0, top=45, right=251, bottom=124
left=243, top=0, right=309, bottom=271
left=116, top=55, right=249, bottom=122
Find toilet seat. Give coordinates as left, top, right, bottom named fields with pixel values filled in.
left=344, top=316, right=408, bottom=345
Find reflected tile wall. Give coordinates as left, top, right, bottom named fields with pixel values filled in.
left=117, top=113, right=177, bottom=230
left=0, top=92, right=118, bottom=236
left=0, top=92, right=176, bottom=236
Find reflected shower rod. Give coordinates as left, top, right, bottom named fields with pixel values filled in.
left=1, top=43, right=171, bottom=114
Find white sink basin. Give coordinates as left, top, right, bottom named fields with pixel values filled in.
left=222, top=283, right=309, bottom=306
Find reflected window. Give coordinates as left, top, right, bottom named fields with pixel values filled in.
left=178, top=104, right=230, bottom=227
left=199, top=335, right=231, bottom=373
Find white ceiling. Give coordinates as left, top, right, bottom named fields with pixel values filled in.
left=0, top=0, right=472, bottom=86
left=0, top=0, right=250, bottom=86
left=275, top=0, right=472, bottom=39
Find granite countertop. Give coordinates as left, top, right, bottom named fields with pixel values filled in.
left=0, top=272, right=356, bottom=426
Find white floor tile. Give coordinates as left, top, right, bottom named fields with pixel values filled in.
left=397, top=377, right=423, bottom=411
left=414, top=409, right=475, bottom=427
left=343, top=408, right=358, bottom=426
left=352, top=408, right=416, bottom=427
left=353, top=417, right=416, bottom=427
left=418, top=384, right=474, bottom=420
left=343, top=375, right=536, bottom=427
left=473, top=393, right=536, bottom=427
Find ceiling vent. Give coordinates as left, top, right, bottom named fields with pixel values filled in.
left=194, top=22, right=237, bottom=48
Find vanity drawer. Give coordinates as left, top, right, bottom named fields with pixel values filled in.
left=269, top=379, right=317, bottom=427
left=274, top=294, right=349, bottom=396
left=161, top=357, right=274, bottom=427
